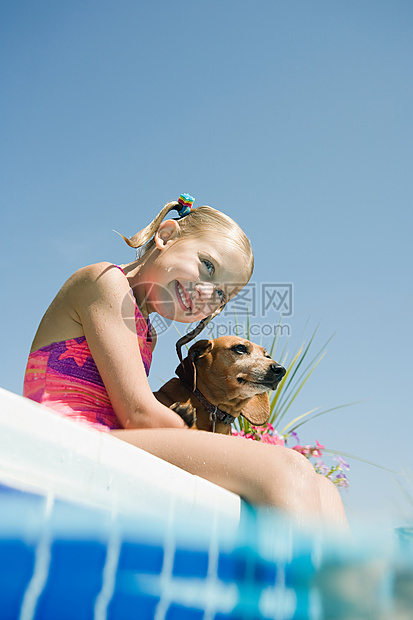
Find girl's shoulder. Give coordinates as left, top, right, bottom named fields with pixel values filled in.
left=72, top=261, right=124, bottom=280
left=68, top=262, right=132, bottom=303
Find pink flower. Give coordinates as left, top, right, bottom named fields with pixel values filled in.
left=231, top=426, right=349, bottom=489
left=292, top=444, right=312, bottom=457
left=251, top=426, right=264, bottom=438
left=59, top=339, right=91, bottom=367
left=311, top=448, right=323, bottom=458
left=261, top=434, right=284, bottom=446
left=231, top=430, right=243, bottom=437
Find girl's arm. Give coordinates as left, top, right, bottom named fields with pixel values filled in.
left=74, top=263, right=185, bottom=430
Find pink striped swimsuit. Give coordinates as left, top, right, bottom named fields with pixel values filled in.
left=23, top=265, right=152, bottom=432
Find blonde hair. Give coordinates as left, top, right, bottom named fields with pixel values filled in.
left=119, top=200, right=254, bottom=280
left=119, top=199, right=254, bottom=355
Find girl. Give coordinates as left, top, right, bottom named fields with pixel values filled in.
left=24, top=195, right=347, bottom=527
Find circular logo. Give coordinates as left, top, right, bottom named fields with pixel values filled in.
left=121, top=283, right=175, bottom=337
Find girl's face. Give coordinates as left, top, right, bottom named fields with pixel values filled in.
left=139, top=229, right=249, bottom=322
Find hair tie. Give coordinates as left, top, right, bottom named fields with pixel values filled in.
left=177, top=193, right=194, bottom=217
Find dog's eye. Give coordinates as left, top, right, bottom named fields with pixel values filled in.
left=231, top=344, right=249, bottom=355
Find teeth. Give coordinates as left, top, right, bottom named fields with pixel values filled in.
left=178, top=283, right=190, bottom=310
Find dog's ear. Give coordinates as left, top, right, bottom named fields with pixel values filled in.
left=188, top=339, right=214, bottom=361
left=175, top=356, right=197, bottom=391
left=175, top=340, right=214, bottom=392
left=241, top=393, right=271, bottom=426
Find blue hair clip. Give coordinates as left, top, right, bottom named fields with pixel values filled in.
left=177, top=193, right=195, bottom=217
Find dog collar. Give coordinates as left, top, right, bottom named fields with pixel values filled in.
left=191, top=387, right=236, bottom=429
left=174, top=357, right=235, bottom=431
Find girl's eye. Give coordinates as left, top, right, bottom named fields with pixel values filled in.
left=201, top=257, right=226, bottom=304
left=202, top=259, right=214, bottom=274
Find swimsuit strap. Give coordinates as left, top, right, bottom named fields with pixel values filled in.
left=113, top=265, right=152, bottom=338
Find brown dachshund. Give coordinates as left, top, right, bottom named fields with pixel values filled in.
left=153, top=336, right=286, bottom=434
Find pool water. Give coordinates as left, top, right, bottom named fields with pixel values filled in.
left=1, top=482, right=413, bottom=620
left=1, top=388, right=412, bottom=619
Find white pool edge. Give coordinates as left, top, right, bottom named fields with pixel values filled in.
left=0, top=388, right=241, bottom=534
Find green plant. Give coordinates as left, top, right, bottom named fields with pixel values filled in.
left=175, top=317, right=394, bottom=488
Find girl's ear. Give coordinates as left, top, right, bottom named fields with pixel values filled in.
left=154, top=219, right=180, bottom=249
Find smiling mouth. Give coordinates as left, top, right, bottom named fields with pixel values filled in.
left=175, top=281, right=192, bottom=313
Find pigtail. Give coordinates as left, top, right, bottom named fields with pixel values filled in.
left=176, top=304, right=225, bottom=362
left=117, top=201, right=180, bottom=249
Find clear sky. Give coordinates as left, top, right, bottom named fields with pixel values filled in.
left=1, top=0, right=412, bottom=527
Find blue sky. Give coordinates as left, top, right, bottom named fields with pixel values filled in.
left=1, top=0, right=412, bottom=526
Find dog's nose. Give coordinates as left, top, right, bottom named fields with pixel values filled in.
left=270, top=364, right=286, bottom=380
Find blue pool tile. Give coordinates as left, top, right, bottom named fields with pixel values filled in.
left=217, top=551, right=249, bottom=582
left=215, top=613, right=260, bottom=620
left=108, top=592, right=160, bottom=620
left=35, top=539, right=106, bottom=620
left=217, top=550, right=285, bottom=587
left=173, top=548, right=209, bottom=579
left=0, top=540, right=35, bottom=620
left=253, top=559, right=277, bottom=586
left=166, top=604, right=205, bottom=620
left=285, top=554, right=317, bottom=586
left=118, top=541, right=164, bottom=574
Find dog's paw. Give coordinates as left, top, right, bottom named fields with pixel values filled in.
left=170, top=401, right=197, bottom=429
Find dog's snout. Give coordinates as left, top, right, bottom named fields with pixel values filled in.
left=270, top=364, right=286, bottom=380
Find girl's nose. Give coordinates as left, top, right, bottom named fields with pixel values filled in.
left=195, top=281, right=216, bottom=301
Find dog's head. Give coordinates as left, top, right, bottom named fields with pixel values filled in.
left=176, top=336, right=286, bottom=425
